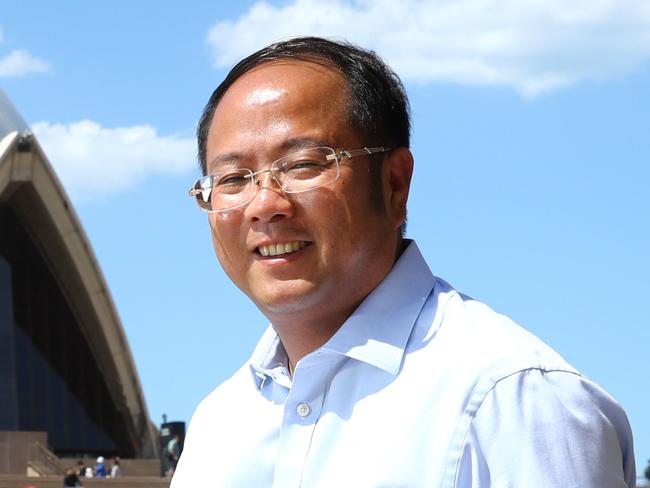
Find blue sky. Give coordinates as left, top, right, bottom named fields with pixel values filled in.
left=2, top=0, right=649, bottom=475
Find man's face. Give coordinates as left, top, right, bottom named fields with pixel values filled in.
left=205, top=61, right=408, bottom=325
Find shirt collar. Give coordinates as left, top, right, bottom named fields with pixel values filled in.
left=320, top=240, right=435, bottom=375
left=249, top=240, right=436, bottom=387
left=249, top=327, right=291, bottom=389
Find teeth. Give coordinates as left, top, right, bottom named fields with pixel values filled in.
left=258, top=241, right=307, bottom=257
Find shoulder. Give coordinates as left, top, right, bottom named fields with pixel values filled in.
left=172, top=362, right=263, bottom=486
left=453, top=368, right=635, bottom=487
left=417, top=282, right=635, bottom=485
left=186, top=362, right=257, bottom=430
left=430, top=279, right=576, bottom=380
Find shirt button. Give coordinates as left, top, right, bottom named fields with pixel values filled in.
left=296, top=402, right=311, bottom=417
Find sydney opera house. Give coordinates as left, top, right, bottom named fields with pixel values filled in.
left=0, top=88, right=160, bottom=479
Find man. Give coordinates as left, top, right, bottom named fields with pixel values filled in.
left=109, top=457, right=123, bottom=478
left=94, top=456, right=106, bottom=478
left=76, top=460, right=86, bottom=479
left=173, top=37, right=635, bottom=487
left=63, top=467, right=84, bottom=488
left=167, top=435, right=181, bottom=477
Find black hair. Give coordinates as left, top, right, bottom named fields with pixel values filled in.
left=196, top=36, right=411, bottom=174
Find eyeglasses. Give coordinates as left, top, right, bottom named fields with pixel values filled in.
left=188, top=146, right=391, bottom=213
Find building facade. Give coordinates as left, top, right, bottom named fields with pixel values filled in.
left=0, top=89, right=158, bottom=458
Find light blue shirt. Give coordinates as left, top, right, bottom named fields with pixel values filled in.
left=173, top=241, right=635, bottom=487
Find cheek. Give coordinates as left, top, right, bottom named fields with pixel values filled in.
left=209, top=214, right=244, bottom=268
left=301, top=181, right=357, bottom=224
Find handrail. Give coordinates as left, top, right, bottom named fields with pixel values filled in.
left=27, top=441, right=66, bottom=475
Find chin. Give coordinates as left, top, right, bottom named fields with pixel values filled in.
left=251, top=282, right=323, bottom=316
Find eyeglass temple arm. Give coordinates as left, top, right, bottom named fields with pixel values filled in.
left=189, top=182, right=218, bottom=197
left=339, top=146, right=391, bottom=158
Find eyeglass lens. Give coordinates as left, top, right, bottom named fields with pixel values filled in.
left=192, top=147, right=339, bottom=212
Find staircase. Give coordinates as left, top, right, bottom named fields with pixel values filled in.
left=0, top=475, right=170, bottom=488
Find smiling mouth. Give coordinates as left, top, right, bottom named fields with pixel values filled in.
left=257, top=241, right=308, bottom=257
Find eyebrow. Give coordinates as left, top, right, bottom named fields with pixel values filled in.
left=280, top=137, right=331, bottom=152
left=207, top=137, right=332, bottom=172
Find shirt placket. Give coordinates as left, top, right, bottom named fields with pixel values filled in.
left=272, top=355, right=331, bottom=488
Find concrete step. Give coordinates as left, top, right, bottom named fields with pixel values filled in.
left=0, top=475, right=170, bottom=488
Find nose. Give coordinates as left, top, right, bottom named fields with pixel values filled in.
left=244, top=171, right=294, bottom=223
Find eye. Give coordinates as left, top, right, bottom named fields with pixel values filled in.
left=218, top=174, right=248, bottom=185
left=213, top=171, right=252, bottom=193
left=287, top=159, right=323, bottom=171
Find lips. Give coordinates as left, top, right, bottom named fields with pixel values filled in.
left=257, top=241, right=308, bottom=257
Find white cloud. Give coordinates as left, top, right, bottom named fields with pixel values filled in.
left=31, top=121, right=196, bottom=201
left=0, top=49, right=50, bottom=77
left=206, top=0, right=650, bottom=96
left=0, top=27, right=51, bottom=77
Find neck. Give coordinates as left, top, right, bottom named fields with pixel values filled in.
left=269, top=237, right=408, bottom=371
left=270, top=302, right=357, bottom=371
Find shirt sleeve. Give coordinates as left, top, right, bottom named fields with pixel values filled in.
left=454, top=368, right=636, bottom=487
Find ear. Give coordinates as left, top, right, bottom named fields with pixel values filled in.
left=382, top=147, right=414, bottom=231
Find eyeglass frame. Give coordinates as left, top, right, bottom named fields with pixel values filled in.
left=188, top=146, right=391, bottom=213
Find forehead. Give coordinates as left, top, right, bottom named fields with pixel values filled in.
left=206, top=61, right=353, bottom=161
left=219, top=59, right=349, bottom=109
